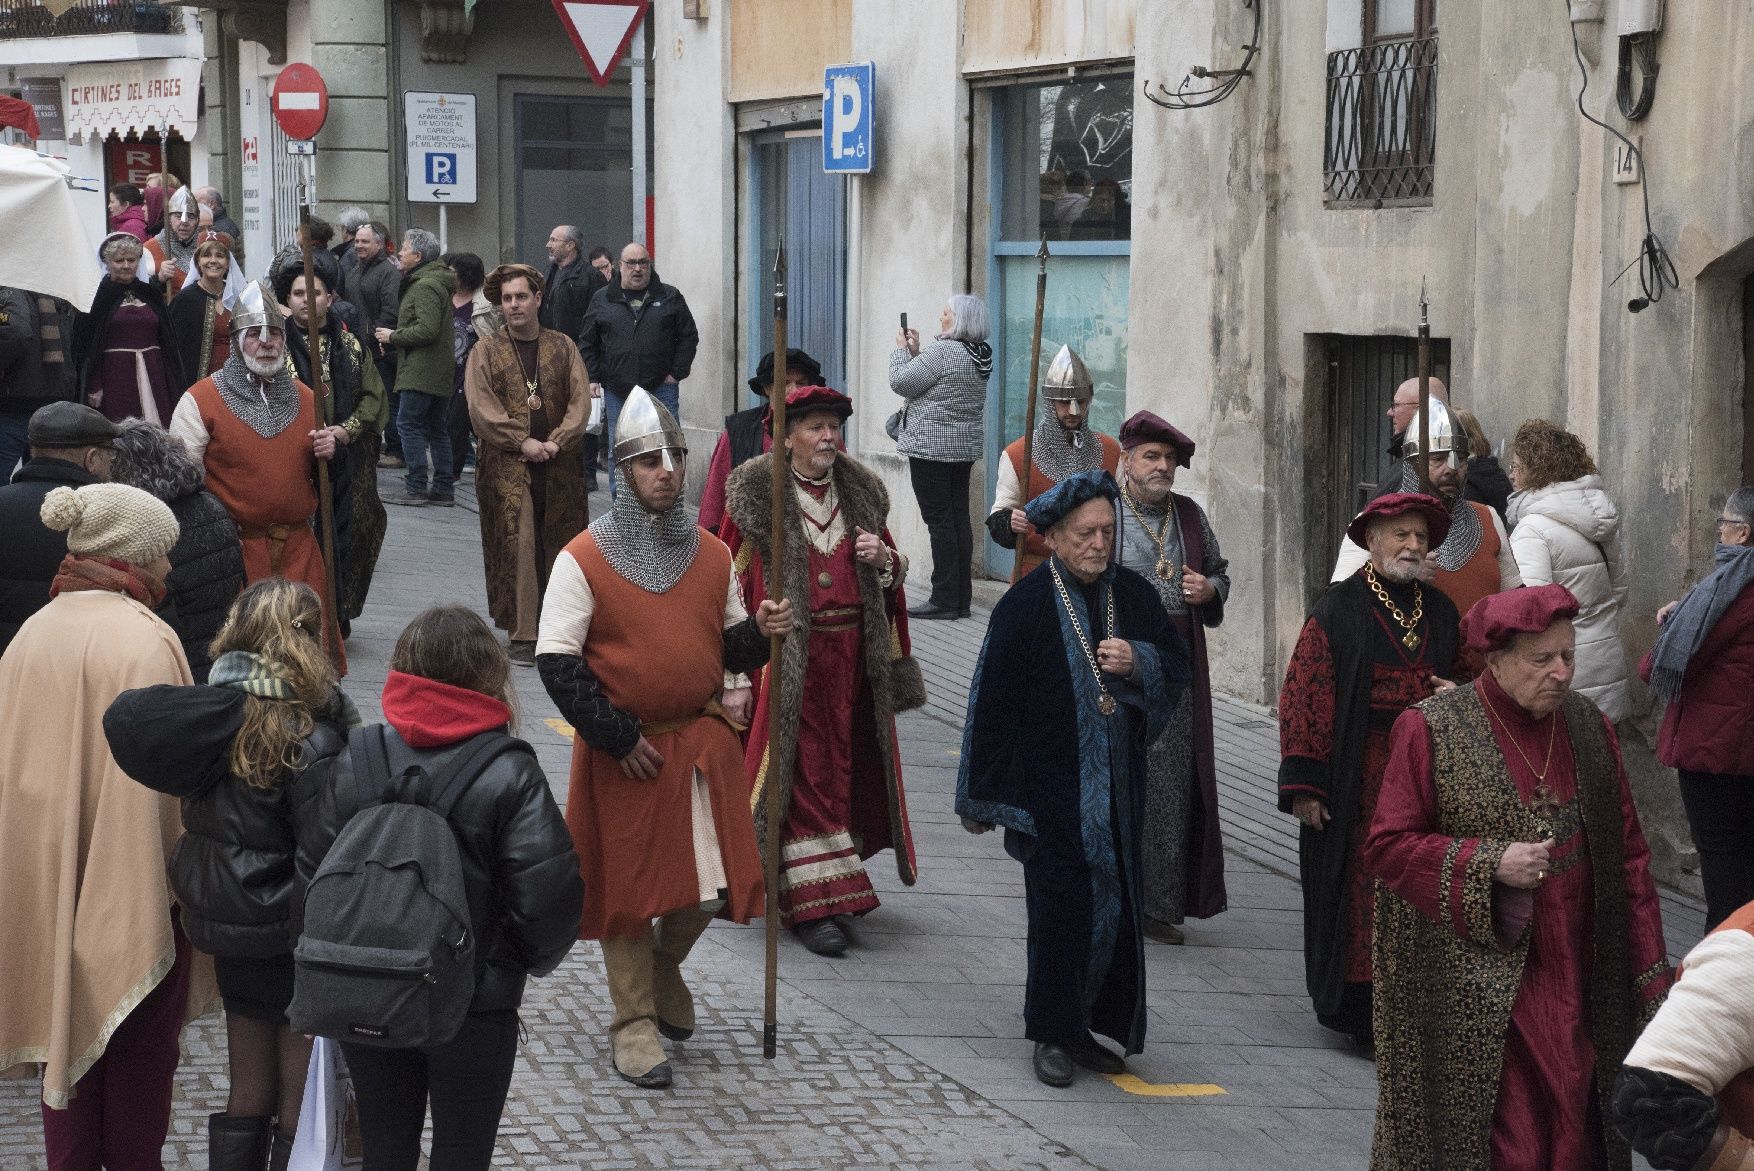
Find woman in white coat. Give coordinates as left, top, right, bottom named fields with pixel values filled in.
left=1506, top=420, right=1632, bottom=721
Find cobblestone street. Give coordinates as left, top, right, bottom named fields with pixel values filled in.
left=0, top=473, right=1707, bottom=1169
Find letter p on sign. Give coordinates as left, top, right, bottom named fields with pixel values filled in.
left=821, top=62, right=873, bottom=175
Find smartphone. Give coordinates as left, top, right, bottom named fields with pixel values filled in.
left=900, top=312, right=908, bottom=334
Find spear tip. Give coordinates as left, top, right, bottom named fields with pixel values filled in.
left=1036, top=235, right=1050, bottom=263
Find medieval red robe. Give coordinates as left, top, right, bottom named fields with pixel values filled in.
left=1366, top=671, right=1670, bottom=1171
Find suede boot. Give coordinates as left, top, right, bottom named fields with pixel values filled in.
left=600, top=933, right=670, bottom=1087
left=652, top=903, right=719, bottom=1041
left=207, top=1113, right=271, bottom=1171
left=268, top=1128, right=293, bottom=1171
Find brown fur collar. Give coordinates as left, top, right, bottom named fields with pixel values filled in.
left=725, top=452, right=922, bottom=886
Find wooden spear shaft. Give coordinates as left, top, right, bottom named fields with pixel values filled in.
left=762, top=245, right=789, bottom=1060
left=1010, top=237, right=1050, bottom=584
left=1416, top=280, right=1432, bottom=495
left=298, top=162, right=343, bottom=666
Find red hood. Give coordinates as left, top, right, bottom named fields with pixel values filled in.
left=381, top=670, right=512, bottom=748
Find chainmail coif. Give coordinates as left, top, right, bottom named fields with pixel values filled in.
left=211, top=350, right=301, bottom=440
left=1399, top=461, right=1484, bottom=570
left=1032, top=413, right=1102, bottom=484
left=588, top=473, right=700, bottom=594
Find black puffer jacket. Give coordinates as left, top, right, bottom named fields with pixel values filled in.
left=0, top=457, right=101, bottom=654
left=289, top=726, right=582, bottom=1013
left=164, top=491, right=245, bottom=681
left=103, top=684, right=348, bottom=958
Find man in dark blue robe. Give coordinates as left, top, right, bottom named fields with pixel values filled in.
left=956, top=469, right=1188, bottom=1087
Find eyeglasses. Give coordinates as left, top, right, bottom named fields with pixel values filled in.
left=1717, top=517, right=1749, bottom=529
left=622, top=259, right=651, bottom=267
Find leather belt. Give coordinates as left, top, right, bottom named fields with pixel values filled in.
left=643, top=698, right=742, bottom=737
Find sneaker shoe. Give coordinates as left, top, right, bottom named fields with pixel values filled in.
left=378, top=454, right=406, bottom=469
left=384, top=489, right=428, bottom=507
left=508, top=640, right=535, bottom=666
left=427, top=493, right=456, bottom=507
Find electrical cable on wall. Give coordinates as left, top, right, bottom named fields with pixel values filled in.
left=1566, top=3, right=1677, bottom=312
left=1143, top=0, right=1261, bottom=111
left=1616, top=32, right=1659, bottom=120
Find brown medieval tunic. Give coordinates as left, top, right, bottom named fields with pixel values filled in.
left=552, top=532, right=766, bottom=940
left=464, top=328, right=590, bottom=642
left=183, top=375, right=344, bottom=671
left=1365, top=675, right=1671, bottom=1171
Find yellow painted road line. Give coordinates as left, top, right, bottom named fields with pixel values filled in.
left=544, top=717, right=575, bottom=740
left=1107, top=1074, right=1226, bottom=1098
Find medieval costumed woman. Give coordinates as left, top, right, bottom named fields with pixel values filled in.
left=957, top=469, right=1188, bottom=1086
left=167, top=232, right=239, bottom=389
left=721, top=384, right=926, bottom=958
left=74, top=232, right=183, bottom=426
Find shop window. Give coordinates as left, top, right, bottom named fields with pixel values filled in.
left=985, top=76, right=1134, bottom=575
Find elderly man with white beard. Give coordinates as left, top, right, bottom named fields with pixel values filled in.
left=170, top=279, right=345, bottom=668
left=1277, top=491, right=1461, bottom=1047
left=1113, top=410, right=1230, bottom=945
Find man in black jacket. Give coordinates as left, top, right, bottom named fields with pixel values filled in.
left=578, top=243, right=698, bottom=498
left=0, top=287, right=81, bottom=478
left=540, top=225, right=608, bottom=487
left=345, top=221, right=405, bottom=462
left=0, top=403, right=118, bottom=653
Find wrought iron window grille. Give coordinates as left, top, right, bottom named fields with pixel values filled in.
left=0, top=0, right=180, bottom=39
left=1323, top=36, right=1438, bottom=207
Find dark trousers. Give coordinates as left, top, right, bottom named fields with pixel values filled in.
left=1677, top=770, right=1754, bottom=930
left=42, top=920, right=192, bottom=1171
left=342, top=1011, right=519, bottom=1171
left=398, top=391, right=454, bottom=498
left=908, top=458, right=974, bottom=611
left=446, top=392, right=474, bottom=478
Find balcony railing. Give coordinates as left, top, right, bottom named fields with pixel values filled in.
left=0, top=0, right=182, bottom=39
left=1324, top=37, right=1438, bottom=207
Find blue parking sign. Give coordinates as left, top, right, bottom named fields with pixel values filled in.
left=822, top=63, right=874, bottom=175
left=424, top=152, right=457, bottom=186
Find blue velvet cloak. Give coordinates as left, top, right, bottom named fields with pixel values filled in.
left=956, top=557, right=1188, bottom=1053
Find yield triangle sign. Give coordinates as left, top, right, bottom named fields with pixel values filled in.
left=551, top=0, right=649, bottom=88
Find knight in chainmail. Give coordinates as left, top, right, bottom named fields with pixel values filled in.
left=1331, top=397, right=1522, bottom=621
left=1112, top=411, right=1231, bottom=944
left=535, top=385, right=790, bottom=1091
left=144, top=186, right=202, bottom=297
left=986, top=344, right=1124, bottom=579
left=168, top=279, right=347, bottom=670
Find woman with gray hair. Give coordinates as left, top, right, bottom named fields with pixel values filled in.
left=889, top=293, right=992, bottom=619
left=109, top=419, right=245, bottom=681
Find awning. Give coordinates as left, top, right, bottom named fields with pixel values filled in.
left=62, top=57, right=200, bottom=144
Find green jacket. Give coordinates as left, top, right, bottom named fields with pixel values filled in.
left=387, top=259, right=457, bottom=397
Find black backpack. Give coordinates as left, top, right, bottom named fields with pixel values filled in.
left=289, top=726, right=529, bottom=1048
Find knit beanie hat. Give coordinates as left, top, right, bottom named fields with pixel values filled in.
left=40, top=484, right=180, bottom=566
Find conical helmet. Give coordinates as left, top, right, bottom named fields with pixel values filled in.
left=613, top=385, right=688, bottom=470
left=228, top=278, right=285, bottom=339
left=1400, top=397, right=1467, bottom=468
left=1042, top=344, right=1094, bottom=417
left=166, top=185, right=199, bottom=226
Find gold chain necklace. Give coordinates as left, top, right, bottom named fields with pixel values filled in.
left=1364, top=563, right=1425, bottom=650
left=1121, top=487, right=1178, bottom=584
left=1049, top=559, right=1119, bottom=716
left=514, top=337, right=542, bottom=410
left=1479, top=687, right=1560, bottom=783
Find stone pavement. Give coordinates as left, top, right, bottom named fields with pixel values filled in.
left=1, top=469, right=1706, bottom=1169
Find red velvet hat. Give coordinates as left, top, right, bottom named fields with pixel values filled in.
left=1346, top=491, right=1452, bottom=550
left=1118, top=410, right=1196, bottom=467
left=1459, top=584, right=1581, bottom=655
left=772, top=384, right=852, bottom=431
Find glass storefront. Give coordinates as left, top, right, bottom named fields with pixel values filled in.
left=986, top=76, right=1133, bottom=571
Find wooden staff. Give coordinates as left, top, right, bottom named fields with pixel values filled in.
left=297, top=160, right=343, bottom=666
left=1416, top=279, right=1432, bottom=495
left=762, top=244, right=788, bottom=1060
left=1010, top=236, right=1050, bottom=585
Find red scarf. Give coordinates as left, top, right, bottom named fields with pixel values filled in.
left=49, top=554, right=167, bottom=608
left=381, top=669, right=512, bottom=748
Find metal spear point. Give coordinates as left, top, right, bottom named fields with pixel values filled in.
left=762, top=243, right=788, bottom=1060
left=1416, top=277, right=1432, bottom=496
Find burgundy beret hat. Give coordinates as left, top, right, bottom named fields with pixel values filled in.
left=771, top=384, right=853, bottom=431
left=1118, top=410, right=1196, bottom=467
left=1346, top=491, right=1452, bottom=551
left=1459, top=584, right=1581, bottom=655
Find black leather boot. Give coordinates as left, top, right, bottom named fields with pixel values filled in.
left=207, top=1113, right=271, bottom=1171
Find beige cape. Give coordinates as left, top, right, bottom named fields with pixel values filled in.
left=0, top=590, right=216, bottom=1107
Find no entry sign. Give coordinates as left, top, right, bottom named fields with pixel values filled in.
left=271, top=63, right=328, bottom=141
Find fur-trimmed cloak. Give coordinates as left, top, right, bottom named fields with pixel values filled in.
left=721, top=451, right=925, bottom=883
